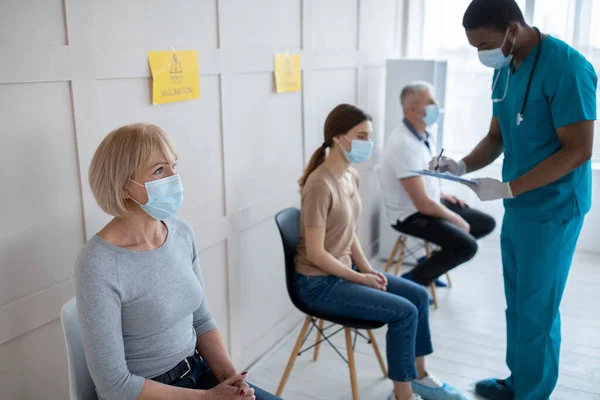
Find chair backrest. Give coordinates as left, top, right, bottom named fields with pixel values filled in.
left=60, top=297, right=98, bottom=400
left=274, top=208, right=306, bottom=312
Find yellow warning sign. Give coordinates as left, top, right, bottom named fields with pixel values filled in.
left=148, top=50, right=200, bottom=105
left=169, top=54, right=182, bottom=74
left=274, top=53, right=302, bottom=93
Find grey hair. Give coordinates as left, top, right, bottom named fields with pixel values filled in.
left=400, top=81, right=435, bottom=106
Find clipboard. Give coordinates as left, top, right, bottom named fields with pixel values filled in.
left=408, top=170, right=481, bottom=185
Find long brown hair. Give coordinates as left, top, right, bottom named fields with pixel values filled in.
left=298, top=104, right=372, bottom=188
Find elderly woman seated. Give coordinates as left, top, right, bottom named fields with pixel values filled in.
left=75, top=123, right=280, bottom=400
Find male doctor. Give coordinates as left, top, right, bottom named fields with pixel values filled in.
left=431, top=1, right=598, bottom=399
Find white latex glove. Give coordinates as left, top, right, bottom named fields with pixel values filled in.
left=465, top=178, right=514, bottom=201
left=428, top=156, right=467, bottom=176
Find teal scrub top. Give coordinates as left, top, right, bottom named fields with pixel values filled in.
left=492, top=35, right=598, bottom=221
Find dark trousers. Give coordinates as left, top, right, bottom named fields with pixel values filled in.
left=171, top=357, right=280, bottom=400
left=392, top=200, right=496, bottom=285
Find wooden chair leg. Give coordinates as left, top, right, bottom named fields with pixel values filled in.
left=384, top=237, right=402, bottom=273
left=313, top=319, right=324, bottom=361
left=345, top=328, right=360, bottom=400
left=445, top=273, right=452, bottom=288
left=430, top=283, right=438, bottom=309
left=276, top=316, right=312, bottom=397
left=367, top=330, right=387, bottom=378
left=424, top=241, right=431, bottom=258
left=393, top=237, right=407, bottom=276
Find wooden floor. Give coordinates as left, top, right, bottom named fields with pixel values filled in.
left=248, top=243, right=600, bottom=400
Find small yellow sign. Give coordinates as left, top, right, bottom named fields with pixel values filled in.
left=274, top=53, right=302, bottom=93
left=148, top=50, right=200, bottom=105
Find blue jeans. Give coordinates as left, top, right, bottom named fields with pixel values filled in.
left=293, top=271, right=433, bottom=381
left=170, top=357, right=280, bottom=399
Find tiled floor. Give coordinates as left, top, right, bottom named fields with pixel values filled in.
left=249, top=243, right=600, bottom=400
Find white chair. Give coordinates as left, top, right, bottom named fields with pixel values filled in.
left=375, top=165, right=451, bottom=309
left=60, top=297, right=98, bottom=400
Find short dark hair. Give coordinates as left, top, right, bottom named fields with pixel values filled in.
left=463, top=0, right=526, bottom=31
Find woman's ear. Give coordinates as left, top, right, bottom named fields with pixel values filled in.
left=122, top=178, right=134, bottom=200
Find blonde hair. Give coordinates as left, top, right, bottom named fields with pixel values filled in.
left=89, top=123, right=178, bottom=217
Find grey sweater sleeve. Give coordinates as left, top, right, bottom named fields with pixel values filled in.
left=75, top=249, right=145, bottom=400
left=189, top=225, right=218, bottom=337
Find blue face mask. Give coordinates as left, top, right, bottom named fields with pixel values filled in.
left=422, top=104, right=440, bottom=126
left=130, top=174, right=184, bottom=220
left=478, top=28, right=516, bottom=70
left=342, top=137, right=373, bottom=164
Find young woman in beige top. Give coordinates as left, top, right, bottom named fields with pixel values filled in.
left=293, top=104, right=466, bottom=400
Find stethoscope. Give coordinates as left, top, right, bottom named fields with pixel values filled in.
left=493, top=27, right=543, bottom=126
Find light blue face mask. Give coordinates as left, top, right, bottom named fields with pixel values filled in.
left=342, top=136, right=373, bottom=164
left=422, top=104, right=440, bottom=126
left=478, top=28, right=516, bottom=70
left=130, top=174, right=184, bottom=220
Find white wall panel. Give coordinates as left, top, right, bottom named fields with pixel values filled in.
left=359, top=0, right=399, bottom=52
left=226, top=73, right=303, bottom=212
left=219, top=0, right=302, bottom=49
left=307, top=68, right=357, bottom=161
left=91, top=0, right=218, bottom=50
left=0, top=82, right=82, bottom=307
left=310, top=0, right=358, bottom=50
left=0, top=0, right=66, bottom=46
left=198, top=240, right=230, bottom=350
left=0, top=46, right=71, bottom=84
left=0, top=319, right=69, bottom=400
left=237, top=219, right=293, bottom=349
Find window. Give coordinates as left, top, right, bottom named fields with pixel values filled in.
left=534, top=0, right=599, bottom=159
left=576, top=0, right=600, bottom=160
left=579, top=0, right=600, bottom=67
left=414, top=0, right=599, bottom=160
left=532, top=0, right=576, bottom=45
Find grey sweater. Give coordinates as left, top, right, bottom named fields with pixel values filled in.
left=74, top=218, right=218, bottom=400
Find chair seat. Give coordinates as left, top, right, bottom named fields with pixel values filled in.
left=289, top=295, right=385, bottom=330
left=305, top=310, right=385, bottom=330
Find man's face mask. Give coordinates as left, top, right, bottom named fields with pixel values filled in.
left=478, top=27, right=517, bottom=69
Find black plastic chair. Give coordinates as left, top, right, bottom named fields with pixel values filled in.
left=274, top=208, right=387, bottom=400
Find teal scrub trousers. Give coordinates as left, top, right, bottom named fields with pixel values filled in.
left=501, top=210, right=584, bottom=399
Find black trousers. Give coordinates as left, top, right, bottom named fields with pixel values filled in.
left=392, top=200, right=496, bottom=286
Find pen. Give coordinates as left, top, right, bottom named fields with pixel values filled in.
left=436, top=148, right=444, bottom=171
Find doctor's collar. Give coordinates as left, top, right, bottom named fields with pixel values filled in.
left=403, top=118, right=430, bottom=142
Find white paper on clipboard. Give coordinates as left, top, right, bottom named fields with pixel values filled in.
left=408, top=170, right=481, bottom=185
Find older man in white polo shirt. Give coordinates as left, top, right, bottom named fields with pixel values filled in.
left=381, top=81, right=496, bottom=287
